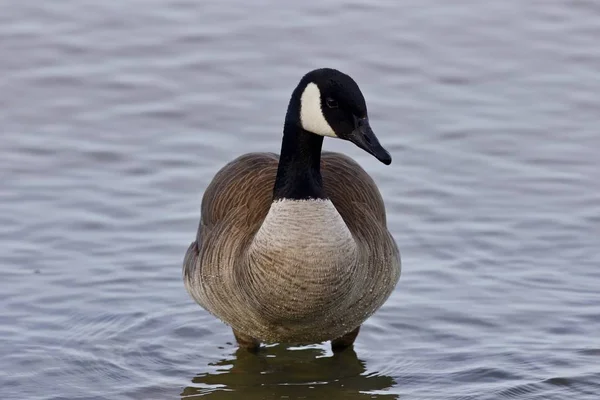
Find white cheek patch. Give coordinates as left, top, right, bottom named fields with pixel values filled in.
left=299, top=82, right=337, bottom=137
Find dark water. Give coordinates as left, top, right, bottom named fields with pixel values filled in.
left=1, top=1, right=599, bottom=399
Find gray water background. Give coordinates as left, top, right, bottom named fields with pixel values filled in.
left=1, top=1, right=599, bottom=399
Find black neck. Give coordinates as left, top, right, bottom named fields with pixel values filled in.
left=273, top=82, right=327, bottom=200
left=273, top=123, right=326, bottom=200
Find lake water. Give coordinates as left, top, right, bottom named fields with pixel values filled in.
left=1, top=1, right=599, bottom=399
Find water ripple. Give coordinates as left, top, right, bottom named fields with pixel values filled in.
left=1, top=0, right=600, bottom=399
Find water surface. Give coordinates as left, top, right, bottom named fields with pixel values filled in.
left=1, top=1, right=599, bottom=399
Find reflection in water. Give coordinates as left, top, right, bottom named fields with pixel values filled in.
left=181, top=345, right=398, bottom=399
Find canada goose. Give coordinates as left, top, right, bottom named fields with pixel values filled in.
left=183, top=68, right=401, bottom=352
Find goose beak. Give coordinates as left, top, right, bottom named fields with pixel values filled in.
left=348, top=117, right=392, bottom=165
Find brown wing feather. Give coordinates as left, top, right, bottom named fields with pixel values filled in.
left=321, top=151, right=387, bottom=229
left=200, top=152, right=279, bottom=230
left=184, top=152, right=277, bottom=280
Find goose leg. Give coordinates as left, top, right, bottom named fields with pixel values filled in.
left=233, top=329, right=261, bottom=352
left=331, top=325, right=360, bottom=352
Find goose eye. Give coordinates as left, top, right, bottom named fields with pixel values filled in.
left=325, top=97, right=338, bottom=109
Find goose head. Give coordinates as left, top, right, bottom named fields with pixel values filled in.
left=291, top=68, right=392, bottom=165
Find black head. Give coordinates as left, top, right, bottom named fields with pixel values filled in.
left=293, top=68, right=392, bottom=165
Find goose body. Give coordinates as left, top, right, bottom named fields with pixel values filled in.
left=183, top=68, right=401, bottom=350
